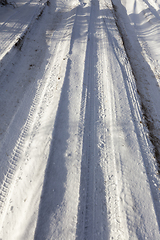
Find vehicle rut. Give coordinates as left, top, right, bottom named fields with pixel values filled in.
left=76, top=0, right=109, bottom=239
left=34, top=3, right=92, bottom=239
left=1, top=0, right=160, bottom=239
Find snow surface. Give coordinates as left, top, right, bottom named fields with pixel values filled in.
left=0, top=0, right=160, bottom=239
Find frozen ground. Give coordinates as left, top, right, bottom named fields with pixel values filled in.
left=0, top=0, right=160, bottom=239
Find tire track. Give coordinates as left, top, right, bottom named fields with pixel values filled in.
left=110, top=0, right=160, bottom=231
left=1, top=0, right=160, bottom=238
left=111, top=0, right=160, bottom=171
left=0, top=69, right=52, bottom=227
left=34, top=4, right=91, bottom=239
left=0, top=6, right=78, bottom=232
left=76, top=0, right=122, bottom=239
left=103, top=0, right=160, bottom=238
left=97, top=2, right=129, bottom=238
left=75, top=0, right=108, bottom=239
left=76, top=1, right=128, bottom=238
left=79, top=2, right=97, bottom=238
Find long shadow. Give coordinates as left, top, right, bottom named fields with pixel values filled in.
left=76, top=0, right=108, bottom=239
left=111, top=0, right=160, bottom=170
left=34, top=3, right=93, bottom=240
left=0, top=1, right=89, bottom=237
left=34, top=59, right=71, bottom=239
left=0, top=2, right=77, bottom=142
left=129, top=9, right=160, bottom=36
left=142, top=0, right=160, bottom=20
left=108, top=0, right=160, bottom=232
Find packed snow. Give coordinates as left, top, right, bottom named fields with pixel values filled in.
left=0, top=0, right=160, bottom=239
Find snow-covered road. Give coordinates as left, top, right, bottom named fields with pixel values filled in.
left=0, top=0, right=160, bottom=239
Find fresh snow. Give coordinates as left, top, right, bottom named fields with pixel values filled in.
left=0, top=0, right=160, bottom=239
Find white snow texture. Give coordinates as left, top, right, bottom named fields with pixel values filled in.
left=0, top=0, right=160, bottom=239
